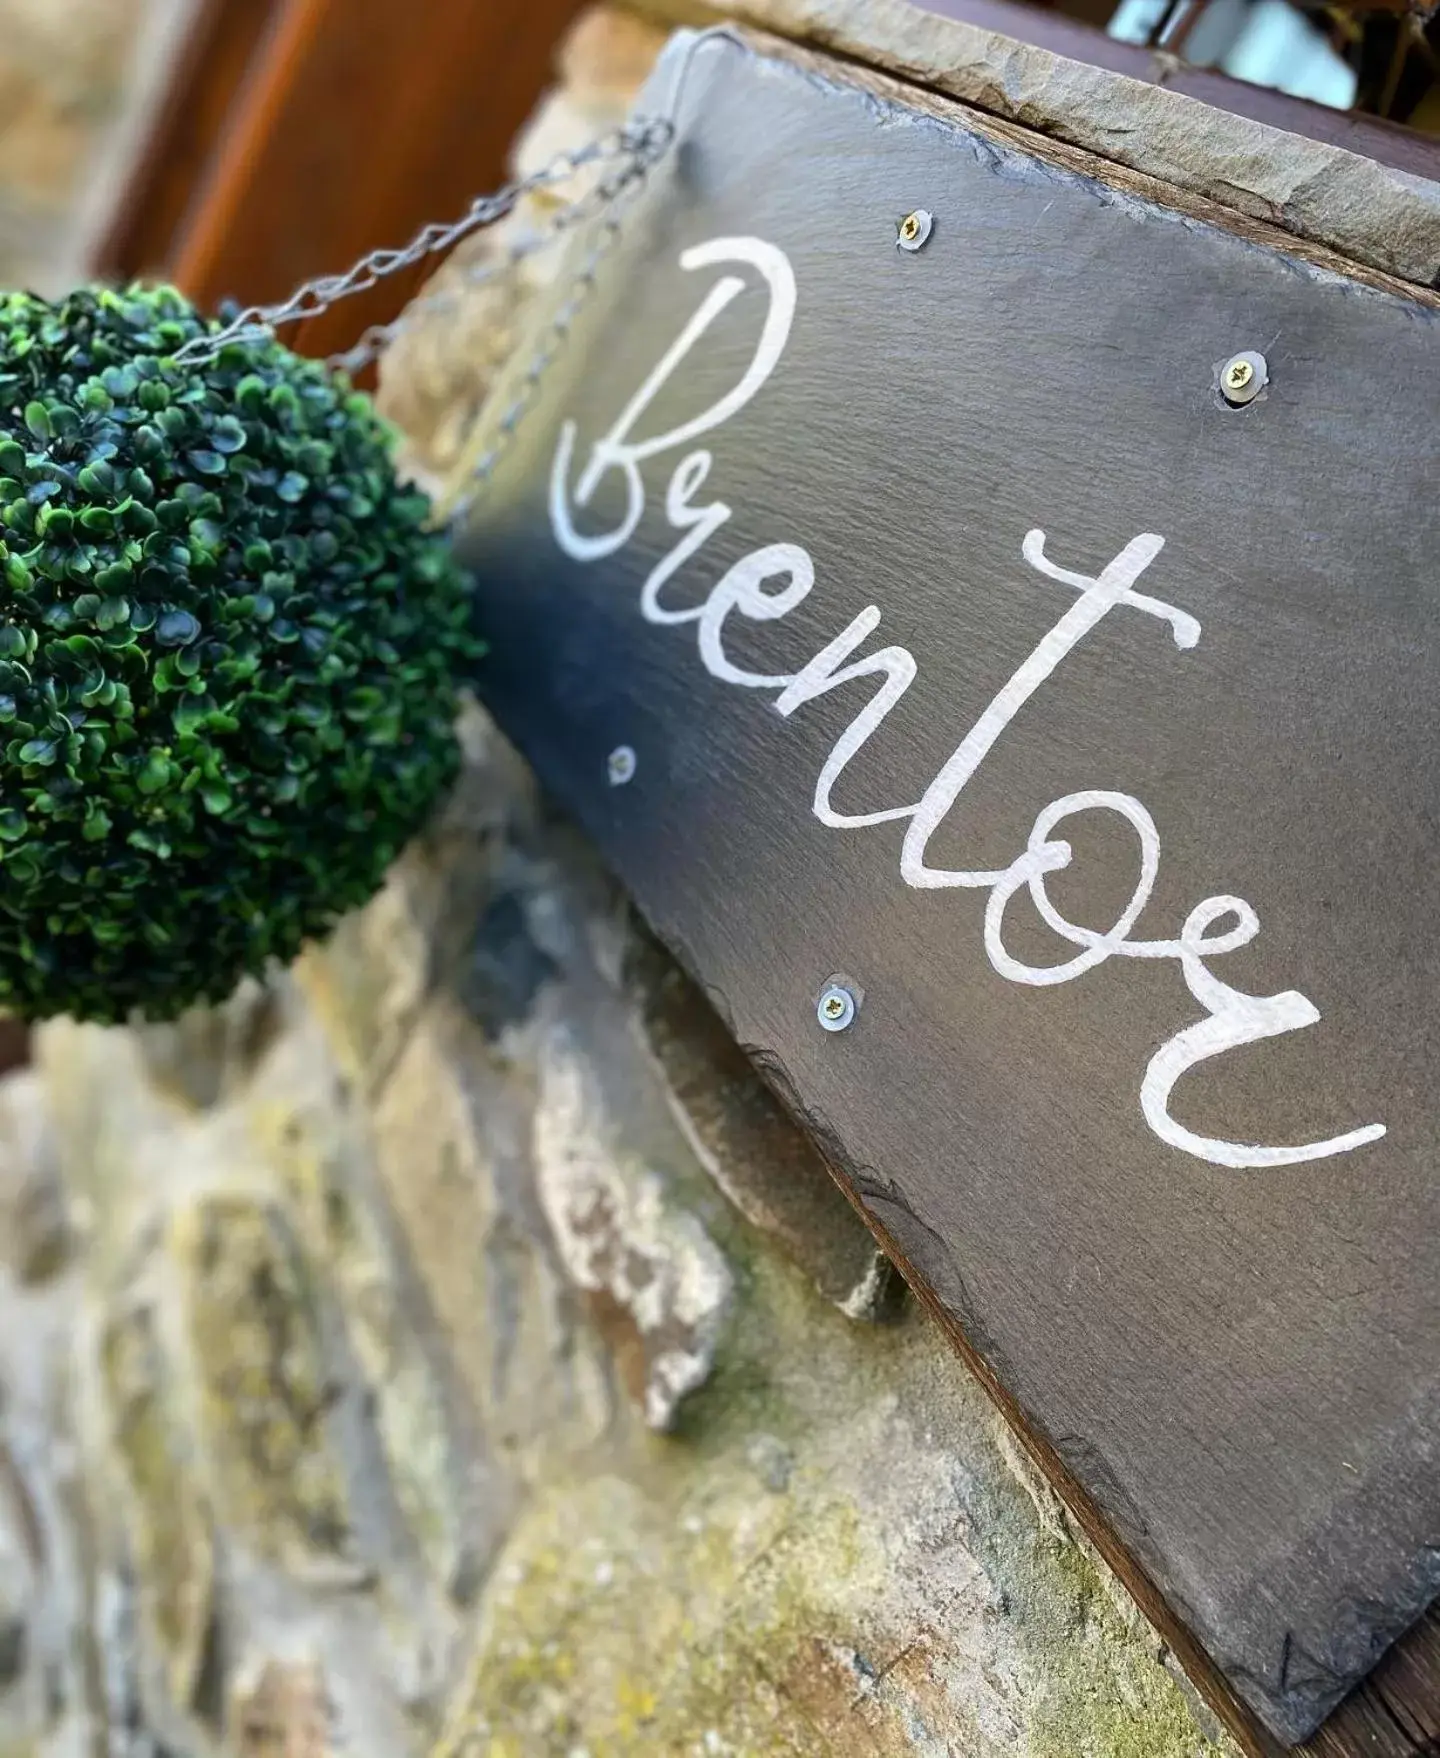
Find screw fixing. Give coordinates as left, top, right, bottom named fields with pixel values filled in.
left=817, top=983, right=857, bottom=1032
left=1219, top=350, right=1267, bottom=407
left=897, top=209, right=933, bottom=253
left=607, top=745, right=637, bottom=787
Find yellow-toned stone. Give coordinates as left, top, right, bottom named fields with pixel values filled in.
left=376, top=6, right=668, bottom=485
left=242, top=1032, right=478, bottom=1599
left=171, top=1192, right=354, bottom=1575
left=364, top=994, right=616, bottom=1470
left=230, top=1658, right=335, bottom=1757
left=0, top=0, right=162, bottom=291
left=99, top=1295, right=216, bottom=1711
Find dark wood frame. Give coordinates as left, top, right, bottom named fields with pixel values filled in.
left=93, top=0, right=588, bottom=360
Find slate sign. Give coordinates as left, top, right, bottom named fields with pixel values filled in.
left=456, top=34, right=1440, bottom=1746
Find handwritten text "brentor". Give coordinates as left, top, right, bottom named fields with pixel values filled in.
left=548, top=234, right=1384, bottom=1171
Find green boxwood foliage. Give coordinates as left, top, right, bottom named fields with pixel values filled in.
left=0, top=284, right=477, bottom=1024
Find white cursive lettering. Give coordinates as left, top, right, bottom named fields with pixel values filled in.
left=546, top=234, right=1385, bottom=1170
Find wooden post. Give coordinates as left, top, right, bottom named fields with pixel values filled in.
left=93, top=0, right=588, bottom=360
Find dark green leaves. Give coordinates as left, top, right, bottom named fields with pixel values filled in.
left=209, top=417, right=247, bottom=455
left=0, top=279, right=478, bottom=1025
left=155, top=609, right=200, bottom=647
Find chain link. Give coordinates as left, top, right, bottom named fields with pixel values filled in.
left=436, top=27, right=747, bottom=518
left=166, top=26, right=747, bottom=527
left=328, top=118, right=672, bottom=377
left=171, top=116, right=675, bottom=368
left=444, top=142, right=656, bottom=526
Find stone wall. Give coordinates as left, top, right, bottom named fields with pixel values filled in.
left=0, top=8, right=1247, bottom=1754
left=0, top=0, right=193, bottom=296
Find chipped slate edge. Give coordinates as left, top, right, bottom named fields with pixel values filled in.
left=630, top=0, right=1440, bottom=291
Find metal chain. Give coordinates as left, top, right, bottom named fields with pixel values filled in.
left=167, top=26, right=747, bottom=527
left=436, top=26, right=746, bottom=518
left=328, top=118, right=672, bottom=376
left=444, top=138, right=654, bottom=526
left=170, top=25, right=745, bottom=374
left=171, top=117, right=675, bottom=368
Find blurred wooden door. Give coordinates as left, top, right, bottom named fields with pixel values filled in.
left=95, top=0, right=587, bottom=359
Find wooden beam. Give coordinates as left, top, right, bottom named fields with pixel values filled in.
left=165, top=0, right=589, bottom=361
left=91, top=0, right=289, bottom=285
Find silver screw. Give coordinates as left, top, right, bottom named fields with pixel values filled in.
left=897, top=209, right=933, bottom=253
left=816, top=983, right=856, bottom=1033
left=1219, top=350, right=1267, bottom=406
left=607, top=745, right=636, bottom=787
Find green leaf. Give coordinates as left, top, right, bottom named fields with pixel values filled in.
left=173, top=695, right=210, bottom=737
left=78, top=460, right=117, bottom=497
left=0, top=809, right=25, bottom=842
left=156, top=609, right=200, bottom=647
left=210, top=417, right=248, bottom=455
left=23, top=402, right=52, bottom=441
left=17, top=738, right=56, bottom=766
left=126, top=827, right=171, bottom=858
left=100, top=364, right=139, bottom=399
left=94, top=562, right=133, bottom=594
left=132, top=424, right=164, bottom=463
left=135, top=751, right=173, bottom=795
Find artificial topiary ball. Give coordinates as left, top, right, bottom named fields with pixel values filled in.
left=0, top=283, right=478, bottom=1025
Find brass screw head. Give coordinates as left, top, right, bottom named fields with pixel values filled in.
left=817, top=983, right=857, bottom=1032
left=896, top=208, right=933, bottom=253
left=1219, top=350, right=1267, bottom=406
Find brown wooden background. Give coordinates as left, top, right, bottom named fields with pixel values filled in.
left=93, top=0, right=588, bottom=364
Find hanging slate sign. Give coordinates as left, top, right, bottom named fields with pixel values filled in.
left=455, top=33, right=1440, bottom=1748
